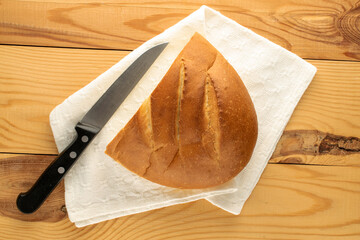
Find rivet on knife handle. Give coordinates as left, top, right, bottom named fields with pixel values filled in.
left=16, top=123, right=99, bottom=214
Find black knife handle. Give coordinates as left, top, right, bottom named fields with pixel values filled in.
left=16, top=122, right=99, bottom=214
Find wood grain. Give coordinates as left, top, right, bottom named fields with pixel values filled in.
left=1, top=45, right=359, bottom=166
left=0, top=45, right=129, bottom=154
left=270, top=130, right=360, bottom=166
left=0, top=154, right=65, bottom=222
left=1, top=0, right=359, bottom=238
left=1, top=153, right=359, bottom=239
left=271, top=59, right=360, bottom=165
left=0, top=0, right=359, bottom=60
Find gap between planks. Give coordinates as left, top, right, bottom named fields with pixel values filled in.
left=0, top=43, right=133, bottom=53
left=0, top=152, right=345, bottom=167
left=1, top=43, right=359, bottom=63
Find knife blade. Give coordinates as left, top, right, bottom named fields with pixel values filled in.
left=16, top=43, right=168, bottom=214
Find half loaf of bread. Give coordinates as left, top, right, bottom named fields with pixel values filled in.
left=106, top=33, right=258, bottom=189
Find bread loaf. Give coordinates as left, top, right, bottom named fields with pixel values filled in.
left=106, top=33, right=258, bottom=189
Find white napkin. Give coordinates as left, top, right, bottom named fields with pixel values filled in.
left=50, top=6, right=316, bottom=227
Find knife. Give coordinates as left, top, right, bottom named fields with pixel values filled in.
left=16, top=43, right=168, bottom=214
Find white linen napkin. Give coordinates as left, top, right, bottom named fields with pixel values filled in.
left=50, top=6, right=316, bottom=227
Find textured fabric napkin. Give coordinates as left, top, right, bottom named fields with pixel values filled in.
left=50, top=6, right=316, bottom=227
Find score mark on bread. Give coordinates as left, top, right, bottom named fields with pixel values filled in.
left=105, top=33, right=258, bottom=189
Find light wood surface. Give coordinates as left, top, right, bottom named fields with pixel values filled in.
left=1, top=0, right=359, bottom=60
left=0, top=45, right=128, bottom=154
left=0, top=0, right=359, bottom=239
left=1, top=45, right=359, bottom=165
left=1, top=154, right=360, bottom=240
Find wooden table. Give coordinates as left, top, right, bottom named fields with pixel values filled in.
left=1, top=0, right=359, bottom=239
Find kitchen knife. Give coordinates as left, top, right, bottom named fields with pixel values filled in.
left=16, top=43, right=168, bottom=214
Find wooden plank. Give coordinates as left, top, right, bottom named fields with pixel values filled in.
left=0, top=45, right=129, bottom=154
left=1, top=45, right=359, bottom=165
left=0, top=0, right=359, bottom=60
left=1, top=153, right=359, bottom=239
left=270, top=60, right=360, bottom=165
left=270, top=130, right=360, bottom=166
left=0, top=154, right=65, bottom=222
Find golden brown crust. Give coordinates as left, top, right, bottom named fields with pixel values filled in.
left=106, top=33, right=258, bottom=189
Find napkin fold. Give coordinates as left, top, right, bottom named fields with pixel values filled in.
left=50, top=6, right=316, bottom=227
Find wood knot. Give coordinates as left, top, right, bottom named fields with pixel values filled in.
left=271, top=130, right=360, bottom=160
left=336, top=6, right=360, bottom=45
left=61, top=205, right=67, bottom=213
left=319, top=134, right=360, bottom=155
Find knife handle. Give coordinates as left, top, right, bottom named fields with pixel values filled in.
left=16, top=122, right=99, bottom=214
